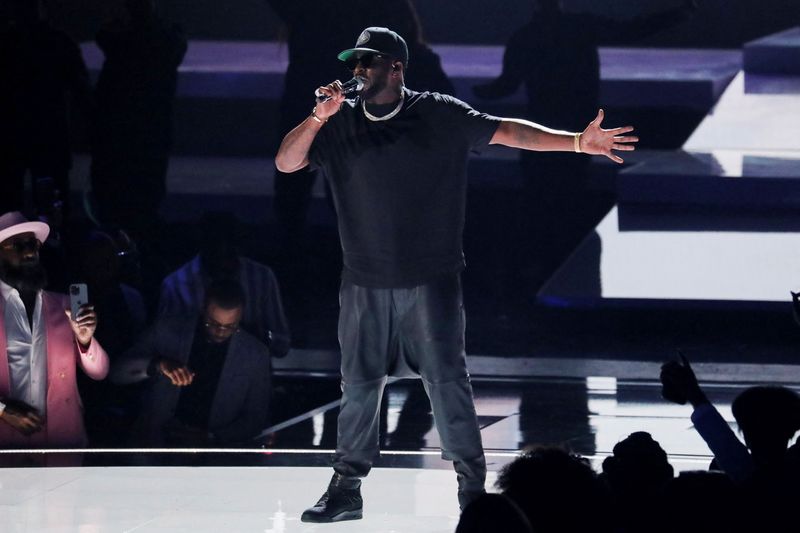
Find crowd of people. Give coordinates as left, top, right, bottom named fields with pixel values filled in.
left=458, top=375, right=800, bottom=532
left=0, top=209, right=289, bottom=452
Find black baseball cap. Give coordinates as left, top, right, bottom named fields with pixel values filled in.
left=338, top=27, right=409, bottom=68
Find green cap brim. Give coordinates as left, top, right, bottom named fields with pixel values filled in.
left=337, top=48, right=383, bottom=63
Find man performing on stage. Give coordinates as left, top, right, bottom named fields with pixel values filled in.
left=275, top=27, right=637, bottom=522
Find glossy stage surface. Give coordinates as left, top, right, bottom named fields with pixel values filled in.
left=3, top=374, right=794, bottom=532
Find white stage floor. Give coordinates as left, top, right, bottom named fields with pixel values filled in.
left=2, top=456, right=721, bottom=533
left=2, top=466, right=468, bottom=533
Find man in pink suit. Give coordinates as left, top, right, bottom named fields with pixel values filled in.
left=0, top=211, right=109, bottom=449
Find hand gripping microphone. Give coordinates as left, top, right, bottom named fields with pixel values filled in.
left=315, top=76, right=366, bottom=103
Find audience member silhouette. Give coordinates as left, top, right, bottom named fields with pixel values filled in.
left=266, top=0, right=454, bottom=268
left=657, top=470, right=744, bottom=533
left=473, top=0, right=697, bottom=290
left=601, top=431, right=674, bottom=533
left=69, top=228, right=148, bottom=446
left=158, top=211, right=291, bottom=357
left=0, top=0, right=92, bottom=215
left=496, top=446, right=613, bottom=533
left=90, top=0, right=186, bottom=240
left=455, top=493, right=532, bottom=533
left=113, top=279, right=271, bottom=447
left=661, top=354, right=800, bottom=483
left=34, top=176, right=71, bottom=292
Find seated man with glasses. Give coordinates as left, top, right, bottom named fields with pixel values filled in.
left=112, top=279, right=271, bottom=447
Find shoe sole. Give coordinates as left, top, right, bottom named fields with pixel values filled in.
left=300, top=509, right=363, bottom=523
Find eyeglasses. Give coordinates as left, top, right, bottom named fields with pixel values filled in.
left=204, top=317, right=240, bottom=334
left=349, top=53, right=387, bottom=71
left=1, top=238, right=41, bottom=254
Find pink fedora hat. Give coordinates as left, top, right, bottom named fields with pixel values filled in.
left=0, top=212, right=50, bottom=246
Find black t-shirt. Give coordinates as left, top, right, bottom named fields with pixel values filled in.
left=309, top=89, right=501, bottom=288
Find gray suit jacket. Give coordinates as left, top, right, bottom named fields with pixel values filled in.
left=112, top=315, right=270, bottom=446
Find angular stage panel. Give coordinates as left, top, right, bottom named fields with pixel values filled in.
left=684, top=71, right=800, bottom=152
left=744, top=26, right=800, bottom=75
left=537, top=206, right=800, bottom=310
left=597, top=48, right=740, bottom=110
left=617, top=150, right=800, bottom=211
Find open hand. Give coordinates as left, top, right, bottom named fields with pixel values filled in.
left=579, top=109, right=638, bottom=164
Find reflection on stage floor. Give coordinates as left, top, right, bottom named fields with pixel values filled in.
left=3, top=373, right=795, bottom=531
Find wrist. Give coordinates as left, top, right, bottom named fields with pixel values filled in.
left=688, top=390, right=709, bottom=409
left=76, top=337, right=92, bottom=353
left=574, top=132, right=582, bottom=153
left=311, top=106, right=328, bottom=125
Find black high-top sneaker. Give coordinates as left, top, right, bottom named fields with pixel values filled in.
left=300, top=473, right=363, bottom=523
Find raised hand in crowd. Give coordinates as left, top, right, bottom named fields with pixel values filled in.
left=660, top=352, right=709, bottom=408
left=790, top=290, right=800, bottom=325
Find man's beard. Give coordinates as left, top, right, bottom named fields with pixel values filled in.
left=0, top=261, right=48, bottom=293
left=361, top=76, right=389, bottom=102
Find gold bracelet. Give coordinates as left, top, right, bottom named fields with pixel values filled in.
left=574, top=132, right=582, bottom=153
left=311, top=107, right=327, bottom=124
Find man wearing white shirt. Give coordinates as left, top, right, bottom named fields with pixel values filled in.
left=0, top=211, right=109, bottom=448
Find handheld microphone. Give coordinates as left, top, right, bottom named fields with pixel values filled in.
left=315, top=76, right=366, bottom=103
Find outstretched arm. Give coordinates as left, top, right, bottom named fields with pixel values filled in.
left=490, top=109, right=638, bottom=164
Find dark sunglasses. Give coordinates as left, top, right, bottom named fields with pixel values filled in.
left=348, top=53, right=386, bottom=71
left=1, top=238, right=41, bottom=253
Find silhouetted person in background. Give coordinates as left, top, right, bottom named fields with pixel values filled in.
left=661, top=355, right=800, bottom=531
left=661, top=354, right=800, bottom=483
left=0, top=0, right=92, bottom=216
left=33, top=176, right=71, bottom=291
left=70, top=228, right=148, bottom=446
left=496, top=447, right=613, bottom=533
left=473, top=0, right=697, bottom=291
left=158, top=211, right=291, bottom=357
left=90, top=0, right=186, bottom=240
left=601, top=431, right=674, bottom=533
left=657, top=471, right=744, bottom=533
left=266, top=0, right=454, bottom=272
left=456, top=493, right=532, bottom=533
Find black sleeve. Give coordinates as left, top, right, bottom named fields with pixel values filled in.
left=437, top=94, right=502, bottom=153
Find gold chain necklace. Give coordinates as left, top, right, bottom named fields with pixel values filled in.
left=362, top=91, right=405, bottom=122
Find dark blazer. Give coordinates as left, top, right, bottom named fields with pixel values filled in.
left=111, top=315, right=270, bottom=446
